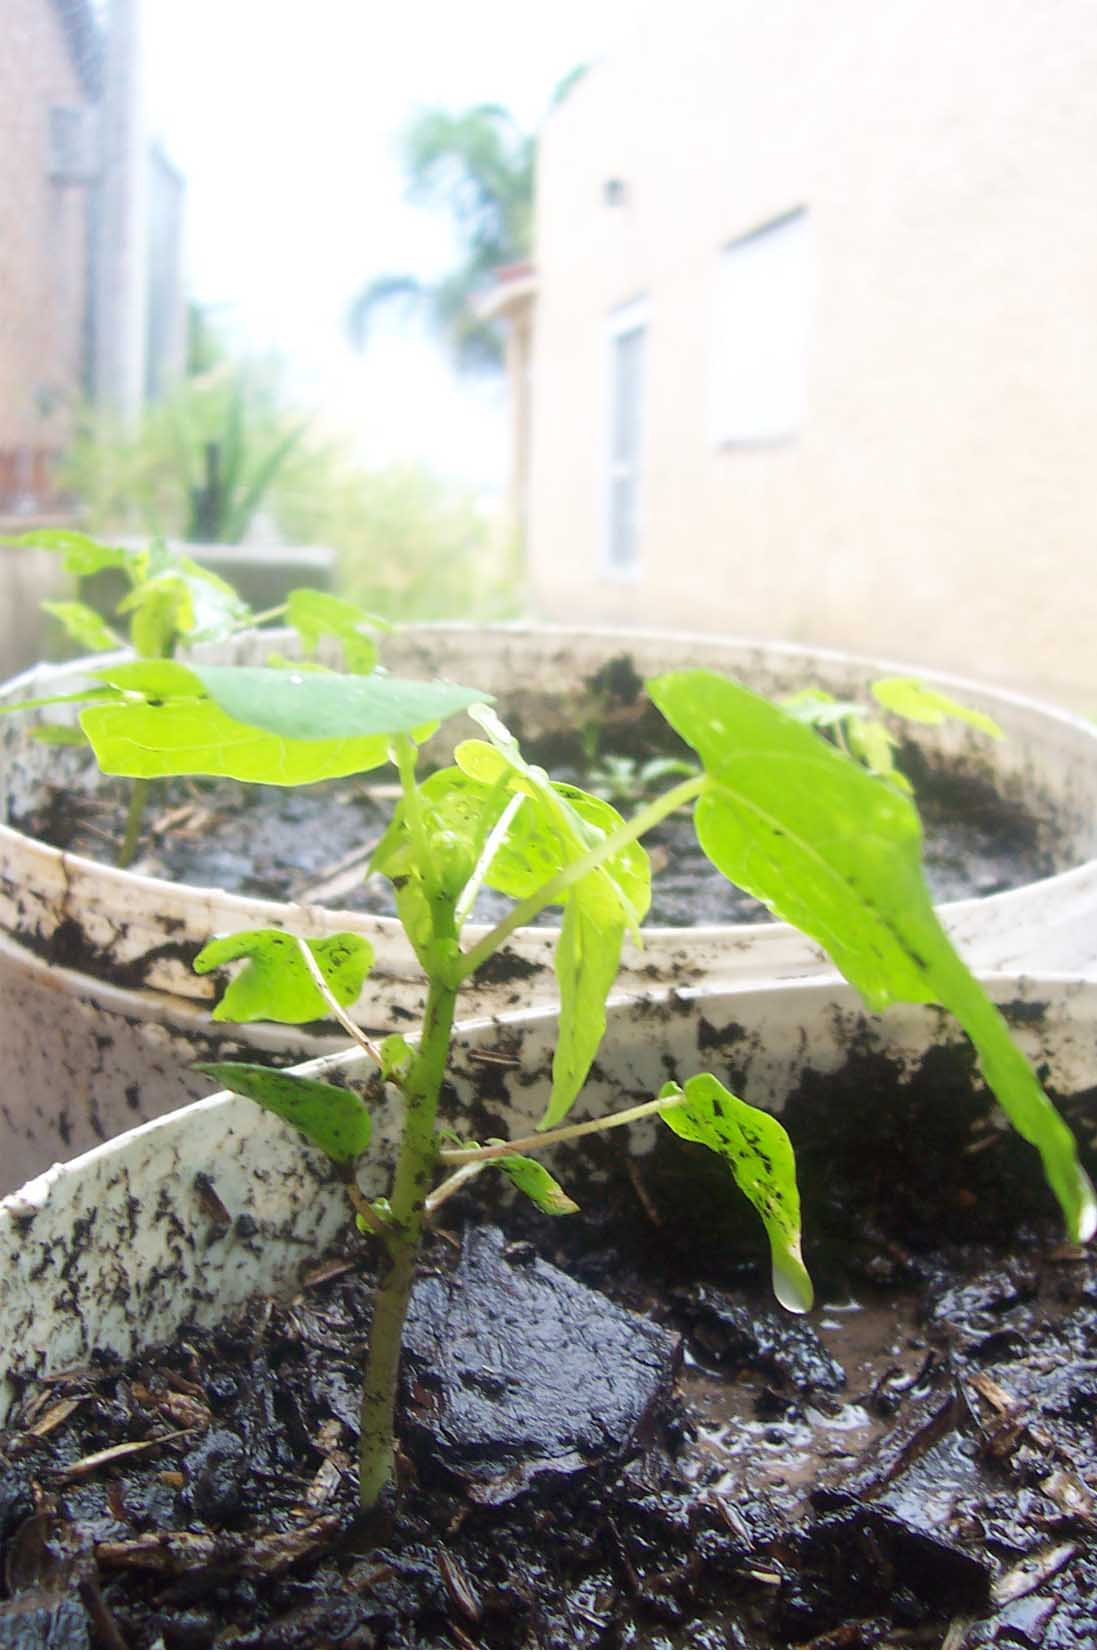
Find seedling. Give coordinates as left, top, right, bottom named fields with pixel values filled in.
left=0, top=530, right=386, bottom=863
left=582, top=678, right=1000, bottom=808
left=33, top=649, right=1094, bottom=1513
left=781, top=677, right=1003, bottom=793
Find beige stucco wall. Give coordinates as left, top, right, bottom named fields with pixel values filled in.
left=527, top=0, right=1097, bottom=710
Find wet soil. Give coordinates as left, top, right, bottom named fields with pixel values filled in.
left=14, top=742, right=1052, bottom=931
left=3, top=1044, right=1097, bottom=1648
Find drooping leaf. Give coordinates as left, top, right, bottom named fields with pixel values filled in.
left=871, top=677, right=1004, bottom=739
left=41, top=600, right=123, bottom=654
left=494, top=1153, right=579, bottom=1215
left=648, top=669, right=1096, bottom=1243
left=287, top=588, right=389, bottom=675
left=193, top=929, right=374, bottom=1023
left=542, top=890, right=626, bottom=1129
left=658, top=1075, right=812, bottom=1313
left=195, top=1060, right=372, bottom=1163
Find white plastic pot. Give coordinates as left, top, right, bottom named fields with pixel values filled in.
left=3, top=972, right=1096, bottom=1426
left=2, top=624, right=1096, bottom=1190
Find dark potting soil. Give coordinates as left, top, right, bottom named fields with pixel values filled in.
left=4, top=1043, right=1097, bottom=1649
left=14, top=745, right=1053, bottom=931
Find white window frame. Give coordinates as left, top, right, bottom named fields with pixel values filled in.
left=709, top=207, right=814, bottom=448
left=602, top=296, right=649, bottom=578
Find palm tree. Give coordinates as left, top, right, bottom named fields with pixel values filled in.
left=347, top=101, right=538, bottom=373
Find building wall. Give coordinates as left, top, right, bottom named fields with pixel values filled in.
left=527, top=0, right=1097, bottom=708
left=0, top=0, right=93, bottom=471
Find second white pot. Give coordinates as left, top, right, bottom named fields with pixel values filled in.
left=3, top=972, right=1095, bottom=1425
left=2, top=624, right=1096, bottom=1189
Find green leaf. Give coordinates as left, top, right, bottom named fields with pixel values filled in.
left=0, top=529, right=132, bottom=576
left=195, top=1060, right=372, bottom=1163
left=870, top=677, right=1004, bottom=739
left=287, top=588, right=389, bottom=675
left=543, top=889, right=626, bottom=1129
left=648, top=669, right=1095, bottom=1244
left=845, top=715, right=909, bottom=790
left=780, top=688, right=868, bottom=729
left=81, top=695, right=394, bottom=784
left=368, top=767, right=513, bottom=962
left=192, top=665, right=489, bottom=742
left=658, top=1075, right=812, bottom=1313
left=41, top=600, right=123, bottom=653
left=457, top=714, right=652, bottom=1127
left=93, top=659, right=205, bottom=698
left=495, top=1153, right=579, bottom=1215
left=174, top=555, right=252, bottom=641
left=650, top=671, right=932, bottom=1004
left=379, top=1034, right=414, bottom=1083
left=28, top=724, right=89, bottom=746
left=193, top=929, right=374, bottom=1023
left=119, top=575, right=192, bottom=658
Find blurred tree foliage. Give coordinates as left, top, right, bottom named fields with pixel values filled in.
left=273, top=436, right=520, bottom=621
left=347, top=71, right=589, bottom=374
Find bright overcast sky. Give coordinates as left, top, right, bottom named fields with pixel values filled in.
left=142, top=0, right=639, bottom=494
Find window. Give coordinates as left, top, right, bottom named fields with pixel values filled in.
left=710, top=208, right=814, bottom=445
left=604, top=298, right=648, bottom=574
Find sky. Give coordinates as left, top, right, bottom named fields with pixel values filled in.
left=141, top=0, right=638, bottom=495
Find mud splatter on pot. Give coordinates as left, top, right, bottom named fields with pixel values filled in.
left=3, top=972, right=1096, bottom=1420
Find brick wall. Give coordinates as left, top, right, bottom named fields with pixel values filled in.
left=0, top=0, right=95, bottom=506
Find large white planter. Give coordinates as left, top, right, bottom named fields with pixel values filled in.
left=3, top=972, right=1095, bottom=1426
left=2, top=624, right=1096, bottom=1190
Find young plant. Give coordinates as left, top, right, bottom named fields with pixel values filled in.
left=0, top=530, right=387, bottom=863
left=46, top=656, right=1096, bottom=1513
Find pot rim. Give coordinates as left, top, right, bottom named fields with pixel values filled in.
left=3, top=624, right=1095, bottom=944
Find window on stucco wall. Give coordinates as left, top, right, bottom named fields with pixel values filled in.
left=709, top=207, right=814, bottom=446
left=604, top=297, right=648, bottom=575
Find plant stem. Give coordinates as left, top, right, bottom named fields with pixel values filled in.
left=453, top=791, right=523, bottom=931
left=436, top=1089, right=687, bottom=1166
left=457, top=773, right=707, bottom=980
left=117, top=777, right=151, bottom=869
left=424, top=1159, right=488, bottom=1214
left=393, top=736, right=437, bottom=889
left=294, top=939, right=386, bottom=1072
left=232, top=602, right=287, bottom=631
left=358, top=968, right=458, bottom=1511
